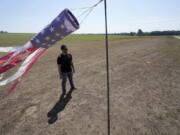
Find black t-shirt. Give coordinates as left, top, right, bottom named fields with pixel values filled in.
left=57, top=54, right=72, bottom=73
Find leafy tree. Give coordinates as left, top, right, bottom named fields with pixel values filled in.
left=137, top=29, right=144, bottom=36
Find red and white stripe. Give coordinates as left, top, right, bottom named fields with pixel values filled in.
left=0, top=42, right=47, bottom=95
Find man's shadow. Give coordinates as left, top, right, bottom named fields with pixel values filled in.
left=47, top=89, right=74, bottom=124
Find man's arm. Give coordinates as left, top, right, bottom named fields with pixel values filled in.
left=58, top=64, right=62, bottom=79
left=57, top=55, right=62, bottom=79
left=70, top=54, right=75, bottom=73
left=71, top=61, right=75, bottom=73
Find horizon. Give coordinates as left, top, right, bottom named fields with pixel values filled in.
left=1, top=29, right=180, bottom=34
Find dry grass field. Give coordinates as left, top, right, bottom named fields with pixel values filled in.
left=0, top=36, right=180, bottom=135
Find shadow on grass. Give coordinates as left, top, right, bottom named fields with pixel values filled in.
left=47, top=89, right=74, bottom=124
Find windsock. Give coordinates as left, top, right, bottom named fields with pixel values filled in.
left=0, top=9, right=80, bottom=96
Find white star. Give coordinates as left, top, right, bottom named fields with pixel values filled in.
left=66, top=29, right=72, bottom=33
left=55, top=33, right=60, bottom=36
left=50, top=27, right=54, bottom=32
left=47, top=44, right=52, bottom=47
left=51, top=39, right=56, bottom=42
left=60, top=36, right=64, bottom=39
left=36, top=39, right=40, bottom=43
left=45, top=36, right=50, bottom=41
left=56, top=17, right=60, bottom=22
left=60, top=24, right=65, bottom=29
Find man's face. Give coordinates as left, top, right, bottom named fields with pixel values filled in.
left=62, top=48, right=68, bottom=53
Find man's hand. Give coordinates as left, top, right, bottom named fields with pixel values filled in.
left=58, top=64, right=62, bottom=79
left=59, top=74, right=62, bottom=79
left=72, top=62, right=75, bottom=73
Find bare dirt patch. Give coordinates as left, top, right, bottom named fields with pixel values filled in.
left=0, top=37, right=180, bottom=135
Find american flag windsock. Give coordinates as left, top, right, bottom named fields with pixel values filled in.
left=0, top=9, right=80, bottom=96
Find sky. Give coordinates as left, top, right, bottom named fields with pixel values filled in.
left=0, top=0, right=180, bottom=33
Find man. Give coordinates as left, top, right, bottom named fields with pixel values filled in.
left=57, top=45, right=76, bottom=95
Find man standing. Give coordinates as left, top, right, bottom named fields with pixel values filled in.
left=57, top=45, right=76, bottom=95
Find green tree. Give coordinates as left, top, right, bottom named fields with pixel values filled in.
left=137, top=29, right=144, bottom=36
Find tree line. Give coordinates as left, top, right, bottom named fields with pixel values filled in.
left=0, top=31, right=8, bottom=33
left=114, top=29, right=180, bottom=36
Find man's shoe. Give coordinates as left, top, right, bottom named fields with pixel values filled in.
left=70, top=87, right=76, bottom=91
left=48, top=114, right=58, bottom=124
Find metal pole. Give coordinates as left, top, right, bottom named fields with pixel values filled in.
left=103, top=0, right=110, bottom=135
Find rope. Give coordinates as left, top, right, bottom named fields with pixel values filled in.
left=93, top=0, right=103, bottom=7
left=103, top=0, right=111, bottom=135
left=77, top=7, right=94, bottom=18
left=70, top=6, right=92, bottom=11
left=71, top=0, right=103, bottom=24
left=79, top=8, right=94, bottom=24
left=70, top=0, right=103, bottom=11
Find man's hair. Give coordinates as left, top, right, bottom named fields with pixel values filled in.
left=61, top=45, right=67, bottom=50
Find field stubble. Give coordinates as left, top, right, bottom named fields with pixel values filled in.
left=0, top=36, right=180, bottom=135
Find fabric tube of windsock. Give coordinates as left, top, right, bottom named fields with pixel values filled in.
left=31, top=8, right=80, bottom=48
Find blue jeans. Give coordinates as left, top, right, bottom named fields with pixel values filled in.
left=61, top=72, right=75, bottom=94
